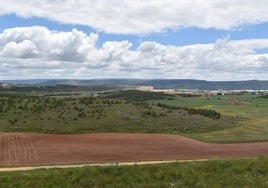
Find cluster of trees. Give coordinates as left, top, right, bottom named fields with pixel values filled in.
left=258, top=94, right=268, bottom=99
left=0, top=85, right=119, bottom=93
left=155, top=103, right=221, bottom=119
left=178, top=94, right=201, bottom=97
left=102, top=99, right=122, bottom=105
left=141, top=110, right=167, bottom=117
left=132, top=101, right=151, bottom=108
left=133, top=101, right=220, bottom=119
left=183, top=107, right=221, bottom=119
left=107, top=90, right=174, bottom=101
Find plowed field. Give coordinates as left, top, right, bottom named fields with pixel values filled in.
left=0, top=133, right=267, bottom=167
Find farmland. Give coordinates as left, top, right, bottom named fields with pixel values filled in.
left=0, top=90, right=267, bottom=187
left=0, top=133, right=267, bottom=167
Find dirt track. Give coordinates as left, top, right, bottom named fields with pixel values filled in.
left=0, top=133, right=267, bottom=167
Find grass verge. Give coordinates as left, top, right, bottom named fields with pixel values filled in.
left=0, top=157, right=267, bottom=188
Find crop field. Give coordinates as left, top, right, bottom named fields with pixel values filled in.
left=0, top=133, right=267, bottom=167
left=0, top=134, right=39, bottom=166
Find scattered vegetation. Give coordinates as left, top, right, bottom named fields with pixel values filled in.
left=0, top=93, right=233, bottom=134
left=0, top=158, right=267, bottom=188
left=258, top=94, right=268, bottom=99
left=0, top=91, right=267, bottom=142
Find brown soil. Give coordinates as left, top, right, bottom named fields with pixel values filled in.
left=0, top=133, right=267, bottom=167
left=222, top=98, right=251, bottom=105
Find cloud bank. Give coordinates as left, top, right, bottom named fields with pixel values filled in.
left=1, top=0, right=268, bottom=34
left=0, top=26, right=268, bottom=80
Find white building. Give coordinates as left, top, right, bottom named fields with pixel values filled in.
left=136, top=86, right=154, bottom=91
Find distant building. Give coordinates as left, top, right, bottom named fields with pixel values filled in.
left=136, top=86, right=154, bottom=91
left=92, top=93, right=99, bottom=97
left=0, top=82, right=11, bottom=89
left=153, top=89, right=176, bottom=94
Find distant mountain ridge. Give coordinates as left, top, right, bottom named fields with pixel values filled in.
left=2, top=79, right=268, bottom=90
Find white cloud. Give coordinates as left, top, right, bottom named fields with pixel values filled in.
left=0, top=26, right=98, bottom=62
left=1, top=40, right=38, bottom=58
left=0, top=26, right=268, bottom=80
left=1, top=0, right=268, bottom=34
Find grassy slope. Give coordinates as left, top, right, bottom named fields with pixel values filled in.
left=151, top=94, right=268, bottom=142
left=0, top=95, right=236, bottom=134
left=0, top=158, right=267, bottom=188
left=0, top=93, right=267, bottom=142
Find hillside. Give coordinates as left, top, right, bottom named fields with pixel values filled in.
left=2, top=79, right=268, bottom=90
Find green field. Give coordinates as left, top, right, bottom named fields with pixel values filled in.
left=0, top=158, right=267, bottom=188
left=0, top=93, right=237, bottom=134
left=0, top=91, right=267, bottom=142
left=150, top=94, right=268, bottom=142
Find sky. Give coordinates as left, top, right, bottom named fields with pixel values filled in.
left=0, top=0, right=268, bottom=81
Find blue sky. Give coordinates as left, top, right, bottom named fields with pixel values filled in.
left=0, top=1, right=268, bottom=80
left=2, top=13, right=268, bottom=49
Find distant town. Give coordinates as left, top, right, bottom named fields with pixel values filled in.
left=1, top=80, right=268, bottom=96
left=136, top=85, right=268, bottom=96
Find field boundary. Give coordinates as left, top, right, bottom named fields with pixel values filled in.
left=0, top=157, right=265, bottom=172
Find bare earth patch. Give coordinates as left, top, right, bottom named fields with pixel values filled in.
left=0, top=133, right=267, bottom=167
left=222, top=98, right=251, bottom=105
